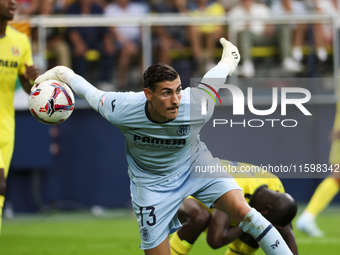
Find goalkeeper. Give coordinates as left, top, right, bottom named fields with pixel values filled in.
left=171, top=160, right=298, bottom=255
left=35, top=38, right=294, bottom=255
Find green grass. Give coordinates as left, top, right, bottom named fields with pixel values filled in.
left=1, top=206, right=340, bottom=255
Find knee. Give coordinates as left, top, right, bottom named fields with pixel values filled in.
left=0, top=181, right=6, bottom=196
left=234, top=203, right=252, bottom=224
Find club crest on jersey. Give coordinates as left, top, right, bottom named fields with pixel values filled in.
left=11, top=46, right=20, bottom=56
left=177, top=125, right=190, bottom=136
left=141, top=228, right=150, bottom=241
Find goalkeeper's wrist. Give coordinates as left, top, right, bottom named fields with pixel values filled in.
left=217, top=61, right=232, bottom=74
left=219, top=60, right=236, bottom=75
left=61, top=70, right=76, bottom=85
left=54, top=66, right=75, bottom=85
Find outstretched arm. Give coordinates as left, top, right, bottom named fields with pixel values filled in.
left=201, top=38, right=240, bottom=86
left=35, top=66, right=105, bottom=112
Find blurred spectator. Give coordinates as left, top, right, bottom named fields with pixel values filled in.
left=313, top=0, right=338, bottom=59
left=31, top=0, right=71, bottom=69
left=52, top=0, right=105, bottom=12
left=16, top=0, right=39, bottom=15
left=229, top=0, right=302, bottom=78
left=151, top=0, right=189, bottom=65
left=54, top=0, right=76, bottom=12
left=16, top=0, right=75, bottom=15
left=218, top=0, right=240, bottom=11
left=271, top=0, right=328, bottom=64
left=94, top=0, right=110, bottom=9
left=66, top=0, right=115, bottom=89
left=104, top=0, right=148, bottom=89
left=187, top=0, right=225, bottom=74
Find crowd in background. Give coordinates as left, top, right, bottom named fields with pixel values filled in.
left=11, top=0, right=339, bottom=90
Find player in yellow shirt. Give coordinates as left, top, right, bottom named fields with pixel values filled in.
left=296, top=97, right=340, bottom=237
left=187, top=0, right=225, bottom=74
left=0, top=0, right=39, bottom=233
left=170, top=160, right=298, bottom=255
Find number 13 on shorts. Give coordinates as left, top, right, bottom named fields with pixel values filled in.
left=139, top=206, right=157, bottom=226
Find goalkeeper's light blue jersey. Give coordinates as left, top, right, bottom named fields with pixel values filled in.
left=98, top=87, right=214, bottom=185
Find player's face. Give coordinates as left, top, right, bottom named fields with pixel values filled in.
left=144, top=77, right=182, bottom=123
left=0, top=0, right=16, bottom=21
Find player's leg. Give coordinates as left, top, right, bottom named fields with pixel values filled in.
left=303, top=173, right=339, bottom=217
left=0, top=140, right=14, bottom=235
left=187, top=25, right=202, bottom=62
left=0, top=167, right=5, bottom=235
left=118, top=40, right=138, bottom=88
left=130, top=178, right=184, bottom=255
left=145, top=236, right=171, bottom=255
left=296, top=114, right=340, bottom=236
left=225, top=238, right=258, bottom=255
left=205, top=27, right=224, bottom=69
left=296, top=171, right=340, bottom=237
left=158, top=35, right=172, bottom=65
left=215, top=190, right=293, bottom=255
left=0, top=149, right=5, bottom=197
left=170, top=198, right=210, bottom=255
left=191, top=149, right=293, bottom=254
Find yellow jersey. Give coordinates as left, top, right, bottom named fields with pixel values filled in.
left=220, top=159, right=285, bottom=205
left=0, top=25, right=33, bottom=144
left=189, top=159, right=284, bottom=214
left=189, top=2, right=225, bottom=33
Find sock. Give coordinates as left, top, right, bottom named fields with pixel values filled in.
left=305, top=178, right=339, bottom=216
left=170, top=231, right=193, bottom=255
left=239, top=208, right=292, bottom=255
left=292, top=46, right=303, bottom=62
left=317, top=47, right=328, bottom=62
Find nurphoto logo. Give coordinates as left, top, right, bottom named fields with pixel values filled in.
left=200, top=84, right=311, bottom=128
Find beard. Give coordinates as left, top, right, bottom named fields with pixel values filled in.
left=3, top=13, right=14, bottom=21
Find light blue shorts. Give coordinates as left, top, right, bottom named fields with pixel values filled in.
left=130, top=150, right=241, bottom=250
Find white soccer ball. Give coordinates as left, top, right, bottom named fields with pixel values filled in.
left=28, top=80, right=75, bottom=125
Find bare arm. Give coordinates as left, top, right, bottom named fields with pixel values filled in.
left=332, top=0, right=339, bottom=10
left=277, top=224, right=299, bottom=255
left=19, top=64, right=39, bottom=94
left=282, top=0, right=292, bottom=12
left=329, top=128, right=340, bottom=142
left=206, top=209, right=244, bottom=249
left=68, top=30, right=87, bottom=57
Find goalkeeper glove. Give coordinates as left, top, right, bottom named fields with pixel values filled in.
left=218, top=38, right=240, bottom=75
left=34, top=66, right=75, bottom=86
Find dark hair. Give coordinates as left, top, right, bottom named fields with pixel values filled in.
left=143, top=63, right=179, bottom=91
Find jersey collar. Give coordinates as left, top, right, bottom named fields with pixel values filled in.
left=144, top=101, right=174, bottom=124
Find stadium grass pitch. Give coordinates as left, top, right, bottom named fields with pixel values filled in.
left=1, top=205, right=340, bottom=255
